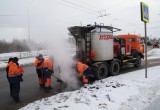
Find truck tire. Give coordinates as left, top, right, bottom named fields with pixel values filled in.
left=109, top=60, right=120, bottom=76
left=134, top=55, right=141, bottom=67
left=96, top=63, right=108, bottom=80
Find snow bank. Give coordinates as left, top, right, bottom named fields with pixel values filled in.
left=0, top=56, right=50, bottom=69
left=20, top=66, right=160, bottom=110
left=0, top=57, right=36, bottom=69
left=147, top=48, right=160, bottom=59
left=0, top=50, right=54, bottom=69
left=0, top=50, right=51, bottom=61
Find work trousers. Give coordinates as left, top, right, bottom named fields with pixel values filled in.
left=7, top=78, right=13, bottom=96
left=8, top=77, right=20, bottom=102
left=83, top=67, right=92, bottom=83
left=42, top=68, right=52, bottom=91
left=6, top=73, right=13, bottom=95
left=36, top=68, right=44, bottom=86
left=43, top=71, right=51, bottom=88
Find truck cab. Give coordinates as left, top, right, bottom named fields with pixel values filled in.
left=116, top=34, right=144, bottom=56
left=114, top=34, right=144, bottom=69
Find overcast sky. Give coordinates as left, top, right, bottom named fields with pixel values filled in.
left=0, top=0, right=159, bottom=42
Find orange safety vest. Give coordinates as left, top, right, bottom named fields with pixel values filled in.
left=77, top=61, right=88, bottom=74
left=8, top=62, right=21, bottom=77
left=19, top=66, right=24, bottom=73
left=34, top=59, right=44, bottom=69
left=43, top=58, right=54, bottom=70
left=6, top=61, right=13, bottom=68
left=83, top=64, right=88, bottom=71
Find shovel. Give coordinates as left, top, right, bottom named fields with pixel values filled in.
left=51, top=73, right=64, bottom=83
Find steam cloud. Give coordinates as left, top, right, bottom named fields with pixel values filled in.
left=46, top=34, right=80, bottom=91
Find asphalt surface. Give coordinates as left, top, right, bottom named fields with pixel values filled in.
left=0, top=65, right=67, bottom=110
left=0, top=59, right=160, bottom=110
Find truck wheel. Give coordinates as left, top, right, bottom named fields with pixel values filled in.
left=109, top=60, right=120, bottom=76
left=96, top=63, right=108, bottom=80
left=134, top=56, right=141, bottom=67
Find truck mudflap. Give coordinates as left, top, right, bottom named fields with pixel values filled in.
left=139, top=53, right=144, bottom=59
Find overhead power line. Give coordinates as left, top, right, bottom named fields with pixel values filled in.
left=73, top=0, right=101, bottom=10
left=0, top=15, right=26, bottom=16
left=54, top=1, right=97, bottom=15
left=55, top=0, right=110, bottom=18
left=70, top=0, right=110, bottom=18
left=0, top=24, right=26, bottom=27
left=61, top=0, right=97, bottom=13
left=97, top=9, right=110, bottom=18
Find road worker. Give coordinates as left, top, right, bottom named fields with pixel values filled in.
left=13, top=57, right=24, bottom=82
left=34, top=54, right=45, bottom=87
left=6, top=57, right=13, bottom=96
left=76, top=61, right=91, bottom=83
left=8, top=57, right=24, bottom=102
left=43, top=56, right=54, bottom=93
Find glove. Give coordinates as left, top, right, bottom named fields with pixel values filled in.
left=37, top=61, right=43, bottom=66
left=41, top=58, right=44, bottom=62
left=19, top=66, right=24, bottom=73
left=49, top=70, right=54, bottom=74
left=17, top=73, right=23, bottom=82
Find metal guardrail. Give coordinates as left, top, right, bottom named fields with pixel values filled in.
left=0, top=50, right=52, bottom=62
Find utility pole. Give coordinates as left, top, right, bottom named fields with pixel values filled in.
left=80, top=21, right=82, bottom=27
left=28, top=0, right=34, bottom=41
left=28, top=9, right=30, bottom=41
left=140, top=2, right=149, bottom=78
left=144, top=22, right=147, bottom=78
left=28, top=0, right=34, bottom=54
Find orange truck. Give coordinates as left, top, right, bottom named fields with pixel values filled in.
left=114, top=34, right=144, bottom=67
left=68, top=23, right=144, bottom=80
left=114, top=34, right=144, bottom=68
left=116, top=34, right=144, bottom=55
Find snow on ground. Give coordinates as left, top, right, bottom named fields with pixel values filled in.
left=0, top=57, right=35, bottom=69
left=0, top=50, right=51, bottom=61
left=19, top=49, right=160, bottom=110
left=0, top=48, right=75, bottom=69
left=20, top=66, right=160, bottom=110
left=0, top=56, right=51, bottom=69
left=0, top=50, right=52, bottom=69
left=0, top=48, right=159, bottom=110
left=147, top=48, right=160, bottom=60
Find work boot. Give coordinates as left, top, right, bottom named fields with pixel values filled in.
left=40, top=84, right=44, bottom=88
left=10, top=93, right=13, bottom=97
left=44, top=86, right=53, bottom=93
left=15, top=98, right=20, bottom=103
left=13, top=94, right=20, bottom=103
left=44, top=87, right=49, bottom=93
left=10, top=91, right=13, bottom=97
left=48, top=86, right=53, bottom=90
